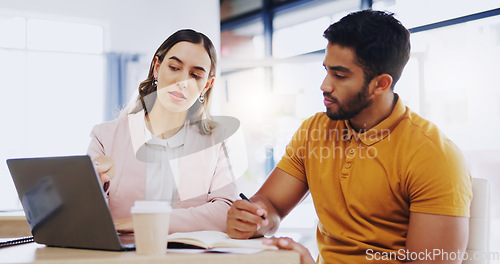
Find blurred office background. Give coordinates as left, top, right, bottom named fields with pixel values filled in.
left=1, top=0, right=499, bottom=258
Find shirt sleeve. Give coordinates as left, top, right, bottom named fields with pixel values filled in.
left=87, top=124, right=105, bottom=159
left=169, top=183, right=236, bottom=233
left=406, top=139, right=472, bottom=217
left=276, top=117, right=313, bottom=184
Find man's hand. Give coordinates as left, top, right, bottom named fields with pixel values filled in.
left=226, top=199, right=269, bottom=239
left=226, top=168, right=309, bottom=239
left=93, top=156, right=115, bottom=191
left=263, top=237, right=316, bottom=264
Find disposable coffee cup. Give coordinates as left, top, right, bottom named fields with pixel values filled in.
left=131, top=201, right=171, bottom=255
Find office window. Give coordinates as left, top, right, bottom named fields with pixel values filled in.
left=272, top=61, right=325, bottom=118
left=221, top=21, right=264, bottom=61
left=0, top=17, right=105, bottom=210
left=222, top=0, right=500, bottom=256
left=374, top=0, right=500, bottom=28
left=220, top=0, right=262, bottom=21
left=220, top=67, right=267, bottom=178
left=273, top=17, right=329, bottom=58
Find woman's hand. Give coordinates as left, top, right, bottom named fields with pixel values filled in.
left=263, top=237, right=316, bottom=264
left=93, top=156, right=115, bottom=191
left=114, top=218, right=134, bottom=233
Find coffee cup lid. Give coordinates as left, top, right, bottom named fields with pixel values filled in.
left=130, top=201, right=172, bottom=214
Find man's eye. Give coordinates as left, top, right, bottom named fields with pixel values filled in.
left=191, top=73, right=202, bottom=80
left=335, top=74, right=346, bottom=79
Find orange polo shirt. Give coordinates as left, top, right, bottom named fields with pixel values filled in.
left=276, top=96, right=472, bottom=263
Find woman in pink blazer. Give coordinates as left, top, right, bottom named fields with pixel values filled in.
left=87, top=29, right=246, bottom=233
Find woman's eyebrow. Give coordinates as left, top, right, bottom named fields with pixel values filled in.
left=168, top=56, right=207, bottom=72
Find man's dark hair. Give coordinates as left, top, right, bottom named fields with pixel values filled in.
left=323, top=10, right=410, bottom=88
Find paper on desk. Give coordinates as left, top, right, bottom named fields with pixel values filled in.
left=206, top=247, right=264, bottom=254
left=167, top=248, right=206, bottom=254
left=167, top=247, right=264, bottom=254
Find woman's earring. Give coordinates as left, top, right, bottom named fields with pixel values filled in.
left=198, top=94, right=205, bottom=103
left=153, top=79, right=158, bottom=87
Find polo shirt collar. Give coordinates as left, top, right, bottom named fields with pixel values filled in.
left=344, top=94, right=406, bottom=146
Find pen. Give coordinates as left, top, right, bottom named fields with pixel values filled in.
left=239, top=193, right=266, bottom=220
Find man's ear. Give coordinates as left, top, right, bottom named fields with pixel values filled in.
left=371, top=74, right=393, bottom=95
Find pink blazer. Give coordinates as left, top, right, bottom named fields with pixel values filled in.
left=87, top=111, right=246, bottom=233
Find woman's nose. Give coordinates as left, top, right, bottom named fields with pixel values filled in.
left=177, top=79, right=188, bottom=89
left=176, top=71, right=191, bottom=89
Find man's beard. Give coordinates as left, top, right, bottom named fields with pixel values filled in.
left=325, top=82, right=373, bottom=121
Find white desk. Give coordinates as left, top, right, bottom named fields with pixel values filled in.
left=0, top=242, right=299, bottom=264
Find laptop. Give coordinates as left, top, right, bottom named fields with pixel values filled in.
left=6, top=155, right=135, bottom=251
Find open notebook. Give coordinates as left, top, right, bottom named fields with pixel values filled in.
left=168, top=231, right=277, bottom=253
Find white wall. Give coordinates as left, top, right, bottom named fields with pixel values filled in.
left=0, top=0, right=220, bottom=58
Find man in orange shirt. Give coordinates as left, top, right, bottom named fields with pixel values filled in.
left=226, top=10, right=472, bottom=264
